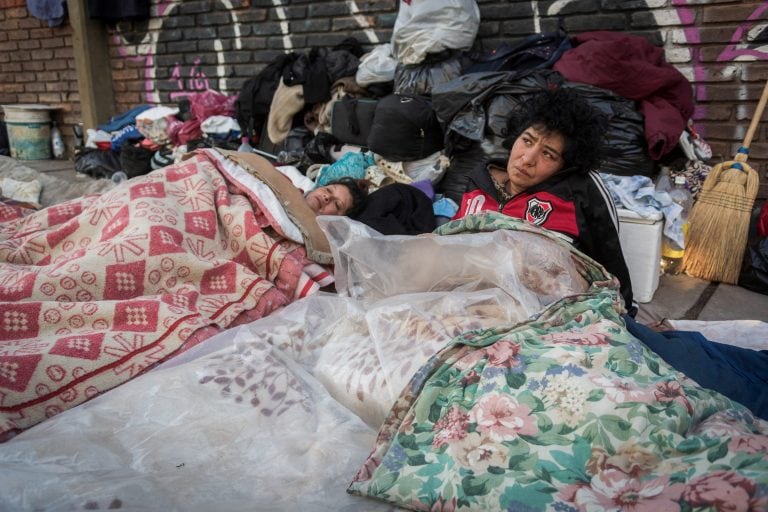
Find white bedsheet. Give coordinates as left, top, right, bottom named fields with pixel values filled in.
left=669, top=319, right=768, bottom=350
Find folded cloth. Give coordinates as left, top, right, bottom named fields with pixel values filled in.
left=201, top=115, right=241, bottom=136
left=267, top=79, right=305, bottom=145
left=433, top=196, right=459, bottom=218
left=315, top=151, right=375, bottom=187
left=601, top=172, right=687, bottom=249
left=98, top=105, right=152, bottom=132
left=109, top=125, right=143, bottom=152
left=135, top=106, right=181, bottom=145
left=409, top=180, right=434, bottom=201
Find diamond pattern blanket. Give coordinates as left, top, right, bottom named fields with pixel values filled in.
left=0, top=150, right=332, bottom=440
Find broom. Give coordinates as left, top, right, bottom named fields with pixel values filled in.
left=683, top=79, right=767, bottom=284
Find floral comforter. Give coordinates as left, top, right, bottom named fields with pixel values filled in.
left=348, top=215, right=768, bottom=511
left=0, top=149, right=331, bottom=440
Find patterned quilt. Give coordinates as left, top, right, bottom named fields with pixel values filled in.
left=348, top=213, right=768, bottom=512
left=0, top=150, right=331, bottom=440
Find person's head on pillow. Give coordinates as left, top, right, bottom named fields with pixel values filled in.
left=304, top=177, right=370, bottom=216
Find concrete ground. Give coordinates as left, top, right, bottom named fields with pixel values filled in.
left=16, top=158, right=768, bottom=325
left=636, top=273, right=768, bottom=324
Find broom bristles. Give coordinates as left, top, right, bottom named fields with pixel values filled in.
left=683, top=158, right=760, bottom=284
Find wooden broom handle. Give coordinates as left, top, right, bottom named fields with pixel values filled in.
left=742, top=79, right=768, bottom=149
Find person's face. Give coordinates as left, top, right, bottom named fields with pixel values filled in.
left=506, top=126, right=566, bottom=195
left=305, top=183, right=354, bottom=215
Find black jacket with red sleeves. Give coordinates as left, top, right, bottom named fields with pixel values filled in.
left=454, top=159, right=635, bottom=311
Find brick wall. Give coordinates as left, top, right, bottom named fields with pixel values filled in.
left=0, top=0, right=80, bottom=155
left=1, top=0, right=767, bottom=200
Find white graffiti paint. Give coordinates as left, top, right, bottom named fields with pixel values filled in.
left=271, top=0, right=294, bottom=51
left=348, top=1, right=381, bottom=44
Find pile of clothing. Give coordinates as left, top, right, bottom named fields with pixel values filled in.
left=228, top=3, right=707, bottom=236
left=74, top=90, right=240, bottom=181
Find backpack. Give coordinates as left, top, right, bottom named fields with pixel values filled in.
left=330, top=97, right=378, bottom=147
left=464, top=29, right=571, bottom=74
left=366, top=94, right=444, bottom=162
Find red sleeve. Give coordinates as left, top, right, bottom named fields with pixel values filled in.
left=453, top=189, right=498, bottom=220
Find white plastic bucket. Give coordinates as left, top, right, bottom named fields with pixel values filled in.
left=2, top=104, right=54, bottom=160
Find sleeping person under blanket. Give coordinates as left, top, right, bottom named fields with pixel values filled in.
left=0, top=148, right=369, bottom=440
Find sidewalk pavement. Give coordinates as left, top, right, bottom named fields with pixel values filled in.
left=636, top=273, right=768, bottom=324
left=18, top=158, right=768, bottom=325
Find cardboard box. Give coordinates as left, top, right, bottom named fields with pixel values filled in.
left=617, top=208, right=663, bottom=303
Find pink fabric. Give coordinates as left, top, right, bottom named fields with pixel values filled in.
left=169, top=118, right=203, bottom=146
left=758, top=201, right=767, bottom=238
left=189, top=90, right=238, bottom=121
left=0, top=151, right=330, bottom=440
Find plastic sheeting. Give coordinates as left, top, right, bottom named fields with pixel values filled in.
left=390, top=0, right=479, bottom=66
left=0, top=216, right=595, bottom=512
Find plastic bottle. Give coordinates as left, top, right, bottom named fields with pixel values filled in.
left=51, top=121, right=65, bottom=159
left=661, top=175, right=693, bottom=275
left=111, top=171, right=128, bottom=185
left=238, top=136, right=254, bottom=153
left=73, top=123, right=84, bottom=148
left=655, top=166, right=672, bottom=194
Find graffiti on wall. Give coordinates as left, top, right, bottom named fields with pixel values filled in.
left=113, top=0, right=244, bottom=103
left=676, top=0, right=767, bottom=139
left=669, top=0, right=767, bottom=123
left=113, top=0, right=381, bottom=104
left=169, top=58, right=211, bottom=100
left=542, top=0, right=768, bottom=139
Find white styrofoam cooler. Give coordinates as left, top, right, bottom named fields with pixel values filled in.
left=617, top=208, right=663, bottom=303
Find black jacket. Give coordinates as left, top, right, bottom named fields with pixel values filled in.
left=455, top=160, right=635, bottom=310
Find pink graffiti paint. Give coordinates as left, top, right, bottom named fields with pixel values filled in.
left=673, top=0, right=768, bottom=137
left=718, top=2, right=768, bottom=61
left=169, top=59, right=212, bottom=100
left=156, top=0, right=176, bottom=17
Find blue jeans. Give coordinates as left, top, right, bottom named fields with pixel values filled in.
left=622, top=315, right=768, bottom=420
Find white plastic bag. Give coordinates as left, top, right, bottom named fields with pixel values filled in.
left=403, top=151, right=450, bottom=183
left=355, top=43, right=398, bottom=85
left=391, top=0, right=480, bottom=65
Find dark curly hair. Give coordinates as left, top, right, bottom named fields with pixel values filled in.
left=330, top=177, right=370, bottom=217
left=503, top=87, right=607, bottom=173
